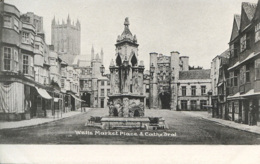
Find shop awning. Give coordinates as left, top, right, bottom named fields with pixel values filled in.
left=242, top=89, right=260, bottom=97
left=227, top=92, right=244, bottom=100
left=227, top=61, right=240, bottom=71
left=70, top=94, right=85, bottom=102
left=227, top=52, right=260, bottom=71
left=35, top=87, right=52, bottom=99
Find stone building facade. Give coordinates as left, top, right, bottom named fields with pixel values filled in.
left=74, top=47, right=110, bottom=108
left=0, top=1, right=81, bottom=121
left=226, top=1, right=260, bottom=125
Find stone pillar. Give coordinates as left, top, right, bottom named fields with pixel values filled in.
left=149, top=52, right=158, bottom=109
left=170, top=51, right=180, bottom=110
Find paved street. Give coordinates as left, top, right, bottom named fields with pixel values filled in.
left=1, top=108, right=260, bottom=144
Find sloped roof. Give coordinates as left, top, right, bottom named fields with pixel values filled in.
left=234, top=15, right=241, bottom=30
left=219, top=49, right=230, bottom=58
left=253, top=0, right=260, bottom=20
left=179, top=69, right=211, bottom=80
left=78, top=60, right=91, bottom=67
left=242, top=2, right=257, bottom=21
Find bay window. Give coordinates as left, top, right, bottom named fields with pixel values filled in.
left=246, top=64, right=250, bottom=82
left=13, top=49, right=19, bottom=71
left=14, top=18, right=19, bottom=32
left=22, top=32, right=30, bottom=44
left=255, top=59, right=260, bottom=80
left=3, top=16, right=11, bottom=28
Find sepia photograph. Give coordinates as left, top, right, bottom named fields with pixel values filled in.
left=0, top=0, right=260, bottom=163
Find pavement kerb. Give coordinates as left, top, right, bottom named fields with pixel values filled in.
left=187, top=113, right=260, bottom=135
left=0, top=111, right=89, bottom=130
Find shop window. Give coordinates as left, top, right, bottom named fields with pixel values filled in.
left=37, top=96, right=42, bottom=107
left=182, top=86, right=186, bottom=96
left=3, top=47, right=11, bottom=71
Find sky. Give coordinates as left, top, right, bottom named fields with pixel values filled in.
left=6, top=0, right=259, bottom=69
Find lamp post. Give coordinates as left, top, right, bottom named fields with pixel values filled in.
left=150, top=63, right=155, bottom=79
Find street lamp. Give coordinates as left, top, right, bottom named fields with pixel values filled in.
left=100, top=65, right=105, bottom=76
left=150, top=63, right=155, bottom=79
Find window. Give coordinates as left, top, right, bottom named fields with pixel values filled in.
left=240, top=34, right=247, bottom=52
left=37, top=96, right=42, bottom=107
left=181, top=100, right=187, bottom=110
left=191, top=86, right=196, bottom=96
left=107, top=89, right=110, bottom=95
left=231, top=43, right=239, bottom=58
left=246, top=64, right=250, bottom=82
left=181, top=86, right=186, bottom=96
left=13, top=49, right=19, bottom=72
left=23, top=55, right=29, bottom=74
left=255, top=59, right=260, bottom=80
left=61, top=79, right=65, bottom=88
left=190, top=100, right=197, bottom=110
left=101, top=89, right=104, bottom=96
left=4, top=47, right=11, bottom=71
left=89, top=81, right=92, bottom=88
left=146, top=84, right=149, bottom=93
left=35, top=45, right=39, bottom=49
left=234, top=70, right=239, bottom=86
left=200, top=100, right=207, bottom=110
left=255, top=23, right=260, bottom=43
left=13, top=18, right=19, bottom=32
left=230, top=72, right=234, bottom=87
left=107, top=80, right=110, bottom=85
left=101, top=81, right=105, bottom=86
left=22, top=32, right=30, bottom=44
left=3, top=16, right=11, bottom=28
left=201, top=86, right=206, bottom=95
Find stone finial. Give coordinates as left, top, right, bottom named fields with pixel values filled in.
left=124, top=17, right=129, bottom=26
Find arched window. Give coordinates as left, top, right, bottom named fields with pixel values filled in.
left=116, top=54, right=122, bottom=66
left=131, top=54, right=137, bottom=66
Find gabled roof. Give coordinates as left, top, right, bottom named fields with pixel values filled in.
left=240, top=2, right=257, bottom=31
left=230, top=15, right=241, bottom=42
left=219, top=49, right=230, bottom=58
left=253, top=0, right=260, bottom=20
left=179, top=69, right=211, bottom=80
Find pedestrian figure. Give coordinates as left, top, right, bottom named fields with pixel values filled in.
left=249, top=104, right=256, bottom=126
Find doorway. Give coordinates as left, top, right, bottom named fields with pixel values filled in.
left=159, top=92, right=171, bottom=109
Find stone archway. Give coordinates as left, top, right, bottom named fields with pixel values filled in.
left=159, top=92, right=171, bottom=109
